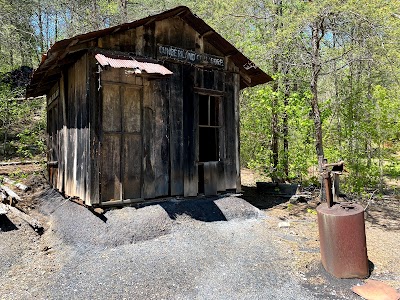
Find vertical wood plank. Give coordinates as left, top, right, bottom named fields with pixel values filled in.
left=88, top=56, right=100, bottom=205
left=122, top=134, right=142, bottom=200
left=203, top=161, right=218, bottom=196
left=62, top=72, right=69, bottom=195
left=83, top=54, right=90, bottom=202
left=135, top=26, right=145, bottom=56
left=168, top=63, right=184, bottom=196
left=156, top=79, right=170, bottom=197
left=122, top=87, right=141, bottom=133
left=102, top=84, right=121, bottom=132
left=218, top=87, right=226, bottom=192
left=52, top=105, right=58, bottom=188
left=76, top=54, right=86, bottom=200
left=195, top=68, right=203, bottom=88
left=217, top=161, right=226, bottom=192
left=144, top=22, right=156, bottom=58
left=224, top=72, right=237, bottom=190
left=100, top=134, right=121, bottom=201
left=142, top=80, right=155, bottom=199
left=66, top=63, right=75, bottom=197
left=57, top=76, right=65, bottom=193
left=233, top=73, right=241, bottom=192
left=71, top=54, right=88, bottom=201
left=183, top=65, right=198, bottom=197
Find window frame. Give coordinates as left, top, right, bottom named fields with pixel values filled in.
left=198, top=93, right=222, bottom=162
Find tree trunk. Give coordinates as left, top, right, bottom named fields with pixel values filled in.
left=55, top=11, right=58, bottom=41
left=271, top=74, right=279, bottom=182
left=270, top=0, right=283, bottom=182
left=37, top=1, right=44, bottom=54
left=119, top=0, right=128, bottom=23
left=310, top=19, right=324, bottom=161
left=282, top=81, right=289, bottom=178
left=310, top=18, right=325, bottom=200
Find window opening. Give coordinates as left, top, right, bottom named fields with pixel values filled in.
left=199, top=94, right=220, bottom=162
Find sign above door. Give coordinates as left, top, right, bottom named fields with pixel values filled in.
left=158, top=45, right=224, bottom=68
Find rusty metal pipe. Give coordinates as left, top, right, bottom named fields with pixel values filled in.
left=323, top=171, right=333, bottom=207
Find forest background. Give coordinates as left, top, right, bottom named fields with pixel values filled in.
left=0, top=0, right=399, bottom=194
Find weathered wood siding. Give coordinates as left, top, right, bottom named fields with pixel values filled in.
left=93, top=17, right=241, bottom=202
left=142, top=79, right=170, bottom=199
left=62, top=54, right=90, bottom=201
left=49, top=15, right=243, bottom=205
left=47, top=83, right=59, bottom=188
left=47, top=54, right=91, bottom=202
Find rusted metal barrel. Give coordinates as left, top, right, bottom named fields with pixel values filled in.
left=317, top=202, right=369, bottom=278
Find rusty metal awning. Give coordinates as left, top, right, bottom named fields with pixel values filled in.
left=95, top=53, right=173, bottom=76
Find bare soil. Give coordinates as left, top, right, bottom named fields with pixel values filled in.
left=241, top=168, right=400, bottom=291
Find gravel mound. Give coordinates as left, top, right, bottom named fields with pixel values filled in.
left=0, top=215, right=32, bottom=275
left=214, top=196, right=264, bottom=220
left=39, top=189, right=105, bottom=249
left=104, top=205, right=173, bottom=246
left=37, top=189, right=264, bottom=250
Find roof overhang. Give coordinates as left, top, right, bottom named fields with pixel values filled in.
left=26, top=6, right=272, bottom=97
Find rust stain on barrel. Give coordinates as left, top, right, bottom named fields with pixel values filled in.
left=317, top=203, right=369, bottom=279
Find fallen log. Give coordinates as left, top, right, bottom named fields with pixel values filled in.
left=0, top=160, right=41, bottom=166
left=0, top=185, right=21, bottom=201
left=0, top=203, right=43, bottom=232
left=2, top=177, right=30, bottom=192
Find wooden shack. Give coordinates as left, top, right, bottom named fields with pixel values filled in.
left=26, top=6, right=272, bottom=206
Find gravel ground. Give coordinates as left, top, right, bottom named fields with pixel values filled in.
left=1, top=167, right=398, bottom=300
left=0, top=188, right=322, bottom=300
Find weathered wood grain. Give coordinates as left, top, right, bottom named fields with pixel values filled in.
left=122, top=134, right=142, bottom=200
left=89, top=56, right=100, bottom=204
left=155, top=79, right=170, bottom=197
left=224, top=72, right=237, bottom=190
left=100, top=134, right=121, bottom=202
left=143, top=81, right=156, bottom=199
left=122, top=86, right=141, bottom=133
left=203, top=161, right=218, bottom=196
left=183, top=65, right=198, bottom=197
left=168, top=62, right=184, bottom=196
left=102, top=83, right=121, bottom=132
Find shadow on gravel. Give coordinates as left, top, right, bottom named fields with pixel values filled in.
left=140, top=195, right=263, bottom=223
left=159, top=198, right=227, bottom=222
left=241, top=185, right=289, bottom=210
left=0, top=215, right=18, bottom=232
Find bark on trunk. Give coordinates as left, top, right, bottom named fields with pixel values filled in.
left=282, top=82, right=289, bottom=178
left=270, top=0, right=283, bottom=182
left=310, top=18, right=325, bottom=200
left=310, top=19, right=324, bottom=162
left=119, top=0, right=128, bottom=23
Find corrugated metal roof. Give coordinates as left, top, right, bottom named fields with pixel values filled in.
left=26, top=6, right=272, bottom=97
left=95, top=54, right=173, bottom=75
